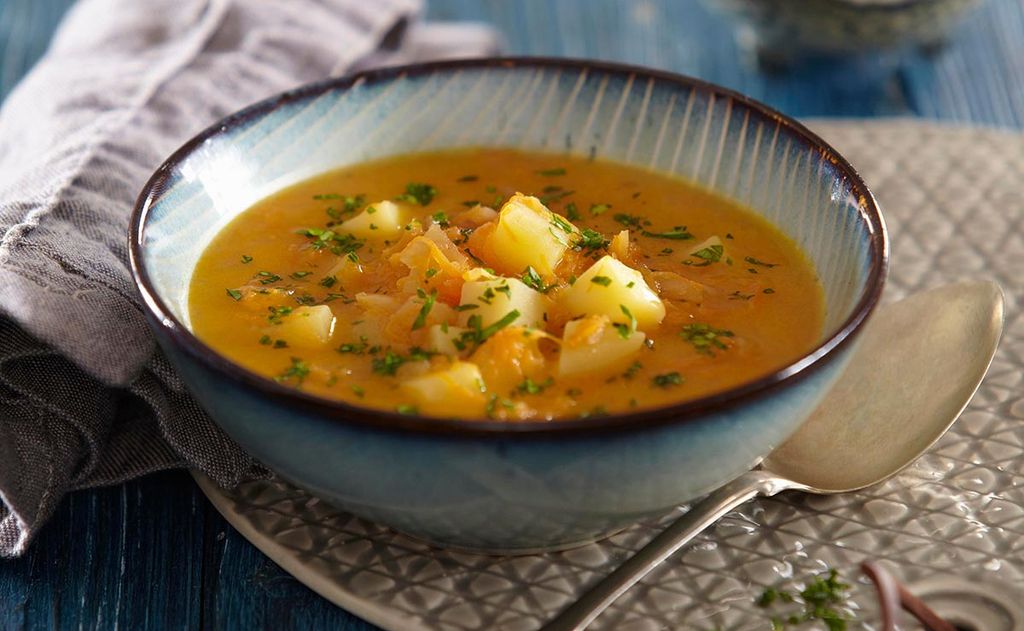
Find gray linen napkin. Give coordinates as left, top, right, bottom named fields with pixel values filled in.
left=0, top=0, right=498, bottom=557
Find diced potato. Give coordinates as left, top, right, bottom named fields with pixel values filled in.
left=485, top=193, right=575, bottom=278
left=559, top=255, right=665, bottom=328
left=427, top=324, right=469, bottom=356
left=559, top=315, right=645, bottom=377
left=274, top=305, right=336, bottom=347
left=400, top=361, right=488, bottom=416
left=340, top=200, right=404, bottom=240
left=458, top=272, right=547, bottom=329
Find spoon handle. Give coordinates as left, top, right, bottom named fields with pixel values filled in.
left=542, top=470, right=796, bottom=631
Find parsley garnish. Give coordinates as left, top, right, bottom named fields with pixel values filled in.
left=297, top=228, right=365, bottom=256
left=763, top=288, right=776, bottom=294
left=517, top=377, right=554, bottom=395
left=412, top=289, right=437, bottom=331
left=729, top=291, right=754, bottom=300
left=456, top=175, right=478, bottom=182
left=590, top=275, right=612, bottom=287
left=396, top=182, right=437, bottom=206
left=225, top=288, right=242, bottom=301
left=372, top=351, right=406, bottom=376
left=613, top=305, right=637, bottom=339
left=550, top=214, right=575, bottom=234
left=652, top=372, right=683, bottom=388
left=276, top=357, right=310, bottom=385
left=575, top=228, right=609, bottom=252
left=613, top=213, right=646, bottom=229
left=240, top=255, right=253, bottom=264
left=290, top=271, right=312, bottom=279
left=540, top=189, right=575, bottom=205
left=756, top=569, right=850, bottom=631
left=536, top=167, right=566, bottom=176
left=319, top=275, right=337, bottom=288
left=565, top=202, right=581, bottom=221
left=259, top=335, right=272, bottom=345
left=681, top=323, right=734, bottom=355
left=745, top=256, right=778, bottom=268
left=267, top=305, right=293, bottom=324
left=589, top=203, right=611, bottom=216
left=521, top=266, right=550, bottom=293
left=641, top=229, right=694, bottom=240
left=454, top=310, right=520, bottom=351
left=351, top=385, right=365, bottom=397
left=396, top=404, right=418, bottom=415
left=689, top=244, right=724, bottom=265
left=623, top=361, right=643, bottom=379
left=256, top=271, right=282, bottom=285
left=431, top=211, right=450, bottom=227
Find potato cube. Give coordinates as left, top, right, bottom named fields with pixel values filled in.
left=485, top=193, right=575, bottom=278
left=559, top=255, right=665, bottom=328
left=400, top=361, right=487, bottom=416
left=458, top=272, right=547, bottom=329
left=427, top=324, right=469, bottom=356
left=559, top=315, right=645, bottom=377
left=274, top=305, right=336, bottom=347
left=340, top=200, right=404, bottom=240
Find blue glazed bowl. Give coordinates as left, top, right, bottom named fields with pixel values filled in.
left=129, top=58, right=887, bottom=553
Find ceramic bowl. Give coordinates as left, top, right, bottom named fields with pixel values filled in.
left=129, top=58, right=887, bottom=553
left=704, top=0, right=983, bottom=64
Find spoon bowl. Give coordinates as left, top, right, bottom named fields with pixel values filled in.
left=544, top=280, right=1005, bottom=631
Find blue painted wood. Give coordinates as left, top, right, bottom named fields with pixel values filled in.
left=0, top=0, right=1021, bottom=629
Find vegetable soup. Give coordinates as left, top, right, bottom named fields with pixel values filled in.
left=188, top=149, right=824, bottom=420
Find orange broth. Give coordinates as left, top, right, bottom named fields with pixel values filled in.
left=188, top=149, right=824, bottom=420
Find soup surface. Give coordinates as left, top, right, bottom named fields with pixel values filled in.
left=189, top=149, right=824, bottom=420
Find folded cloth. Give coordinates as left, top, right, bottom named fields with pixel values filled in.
left=0, top=0, right=499, bottom=557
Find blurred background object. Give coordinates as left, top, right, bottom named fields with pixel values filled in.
left=702, top=0, right=984, bottom=70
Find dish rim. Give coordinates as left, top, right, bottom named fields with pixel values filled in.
left=128, top=56, right=888, bottom=438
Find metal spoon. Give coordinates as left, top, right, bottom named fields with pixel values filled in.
left=543, top=280, right=1005, bottom=631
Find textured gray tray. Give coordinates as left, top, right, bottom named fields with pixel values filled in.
left=194, top=120, right=1024, bottom=630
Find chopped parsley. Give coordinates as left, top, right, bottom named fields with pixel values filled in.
left=521, top=266, right=551, bottom=293
left=411, top=289, right=437, bottom=331
left=575, top=228, right=609, bottom=252
left=641, top=229, right=694, bottom=240
left=622, top=361, right=643, bottom=379
left=745, top=256, right=777, bottom=268
left=590, top=275, right=612, bottom=287
left=756, top=569, right=851, bottom=631
left=225, top=288, right=242, bottom=301
left=613, top=305, right=638, bottom=339
left=536, top=167, right=566, bottom=176
left=517, top=377, right=554, bottom=395
left=240, top=255, right=253, bottom=264
left=258, top=335, right=272, bottom=345
left=456, top=175, right=479, bottom=182
left=564, top=202, right=581, bottom=221
left=337, top=339, right=369, bottom=354
left=550, top=214, right=575, bottom=234
left=297, top=228, right=365, bottom=256
left=729, top=291, right=755, bottom=300
left=431, top=211, right=450, bottom=227
left=267, top=305, right=293, bottom=324
left=372, top=351, right=406, bottom=376
left=273, top=339, right=288, bottom=349
left=396, top=182, right=437, bottom=206
left=589, top=203, right=611, bottom=216
left=454, top=310, right=520, bottom=352
left=652, top=372, right=683, bottom=388
left=256, top=271, right=282, bottom=285
left=396, top=404, right=418, bottom=415
left=763, top=288, right=776, bottom=294
left=275, top=357, right=310, bottom=385
left=290, top=271, right=312, bottom=279
left=351, top=385, right=365, bottom=397
left=461, top=200, right=480, bottom=207
left=540, top=189, right=575, bottom=205
left=689, top=244, right=724, bottom=265
left=681, top=323, right=734, bottom=355
left=613, top=213, right=647, bottom=229
left=319, top=275, right=337, bottom=288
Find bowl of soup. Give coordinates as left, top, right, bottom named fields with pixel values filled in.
left=130, top=58, right=886, bottom=553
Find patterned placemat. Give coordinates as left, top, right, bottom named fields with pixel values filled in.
left=193, top=120, right=1024, bottom=630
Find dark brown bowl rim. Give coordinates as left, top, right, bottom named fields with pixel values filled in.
left=129, top=56, right=888, bottom=438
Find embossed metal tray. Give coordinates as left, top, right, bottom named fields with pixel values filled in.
left=194, top=120, right=1024, bottom=630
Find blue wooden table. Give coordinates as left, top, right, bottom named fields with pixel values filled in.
left=0, top=1, right=1021, bottom=629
